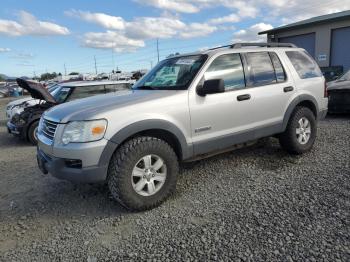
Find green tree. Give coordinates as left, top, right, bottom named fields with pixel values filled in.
left=40, top=72, right=57, bottom=81
left=69, top=72, right=79, bottom=75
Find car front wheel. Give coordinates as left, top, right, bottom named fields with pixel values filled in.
left=28, top=120, right=39, bottom=146
left=107, top=136, right=178, bottom=211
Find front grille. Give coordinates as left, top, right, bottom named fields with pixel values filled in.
left=41, top=118, right=58, bottom=141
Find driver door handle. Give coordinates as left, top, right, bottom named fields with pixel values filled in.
left=283, top=86, right=294, bottom=92
left=237, top=94, right=251, bottom=101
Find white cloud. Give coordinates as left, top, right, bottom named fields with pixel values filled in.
left=0, top=11, right=69, bottom=36
left=82, top=18, right=217, bottom=52
left=11, top=52, right=34, bottom=59
left=125, top=17, right=186, bottom=39
left=71, top=10, right=218, bottom=52
left=82, top=31, right=145, bottom=52
left=136, top=0, right=259, bottom=18
left=179, top=23, right=217, bottom=38
left=209, top=13, right=240, bottom=24
left=233, top=23, right=273, bottom=42
left=65, top=9, right=125, bottom=30
left=221, top=1, right=258, bottom=18
left=135, top=0, right=199, bottom=13
left=73, top=1, right=350, bottom=53
left=136, top=0, right=350, bottom=26
left=0, top=48, right=11, bottom=52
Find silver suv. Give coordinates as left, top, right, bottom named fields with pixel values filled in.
left=36, top=43, right=328, bottom=210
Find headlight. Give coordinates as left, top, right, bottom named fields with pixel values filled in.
left=38, top=117, right=44, bottom=133
left=61, top=119, right=107, bottom=145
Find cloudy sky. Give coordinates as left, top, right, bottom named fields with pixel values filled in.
left=0, top=0, right=349, bottom=76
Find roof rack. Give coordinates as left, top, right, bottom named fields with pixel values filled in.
left=231, top=42, right=297, bottom=48
left=207, top=45, right=233, bottom=51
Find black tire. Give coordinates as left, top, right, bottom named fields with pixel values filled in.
left=107, top=136, right=179, bottom=211
left=27, top=120, right=39, bottom=146
left=279, top=107, right=317, bottom=154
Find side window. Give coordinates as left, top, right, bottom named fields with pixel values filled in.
left=68, top=85, right=105, bottom=100
left=245, top=52, right=276, bottom=86
left=286, top=51, right=322, bottom=79
left=104, top=84, right=115, bottom=93
left=269, top=52, right=286, bottom=82
left=105, top=83, right=131, bottom=93
left=53, top=87, right=71, bottom=103
left=115, top=83, right=130, bottom=90
left=205, top=53, right=245, bottom=91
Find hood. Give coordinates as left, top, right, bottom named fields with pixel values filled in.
left=16, top=78, right=56, bottom=103
left=7, top=97, right=34, bottom=107
left=45, top=89, right=181, bottom=123
left=327, top=79, right=350, bottom=91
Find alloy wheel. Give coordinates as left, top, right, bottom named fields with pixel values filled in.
left=296, top=117, right=311, bottom=145
left=131, top=154, right=167, bottom=196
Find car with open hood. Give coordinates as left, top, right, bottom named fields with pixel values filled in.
left=6, top=83, right=60, bottom=119
left=327, top=69, right=350, bottom=114
left=7, top=78, right=133, bottom=145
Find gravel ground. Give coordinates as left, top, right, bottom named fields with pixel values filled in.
left=0, top=97, right=349, bottom=261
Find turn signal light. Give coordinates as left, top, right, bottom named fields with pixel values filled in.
left=91, top=125, right=106, bottom=136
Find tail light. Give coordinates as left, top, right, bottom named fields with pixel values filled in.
left=324, top=79, right=328, bottom=98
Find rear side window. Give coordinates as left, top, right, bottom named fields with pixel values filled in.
left=205, top=53, right=245, bottom=91
left=245, top=52, right=276, bottom=86
left=105, top=83, right=131, bottom=93
left=68, top=85, right=105, bottom=100
left=286, top=51, right=322, bottom=79
left=269, top=52, right=286, bottom=82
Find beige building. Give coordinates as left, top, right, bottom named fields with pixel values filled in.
left=259, top=11, right=350, bottom=72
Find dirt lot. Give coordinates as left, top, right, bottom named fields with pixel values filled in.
left=0, top=97, right=349, bottom=261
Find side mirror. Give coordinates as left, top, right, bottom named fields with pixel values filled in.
left=197, top=79, right=225, bottom=96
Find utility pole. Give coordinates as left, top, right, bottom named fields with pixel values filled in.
left=112, top=48, right=115, bottom=71
left=150, top=61, right=153, bottom=69
left=94, top=56, right=98, bottom=74
left=157, top=38, right=160, bottom=63
left=64, top=63, right=67, bottom=75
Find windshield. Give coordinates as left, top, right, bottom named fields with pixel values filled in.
left=51, top=85, right=72, bottom=103
left=338, top=70, right=350, bottom=81
left=133, top=55, right=207, bottom=90
left=48, top=84, right=59, bottom=93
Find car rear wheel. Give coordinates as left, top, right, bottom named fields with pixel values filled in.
left=279, top=107, right=317, bottom=154
left=28, top=120, right=39, bottom=146
left=107, top=136, right=178, bottom=211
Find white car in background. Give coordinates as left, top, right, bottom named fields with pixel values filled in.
left=6, top=84, right=59, bottom=119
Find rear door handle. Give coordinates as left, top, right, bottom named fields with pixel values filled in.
left=283, top=86, right=294, bottom=92
left=237, top=94, right=251, bottom=101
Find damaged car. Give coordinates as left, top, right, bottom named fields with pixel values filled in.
left=327, top=69, right=350, bottom=114
left=7, top=79, right=133, bottom=145
left=6, top=84, right=59, bottom=119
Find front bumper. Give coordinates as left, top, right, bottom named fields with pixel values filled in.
left=7, top=121, right=24, bottom=136
left=37, top=135, right=118, bottom=183
left=37, top=148, right=109, bottom=183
